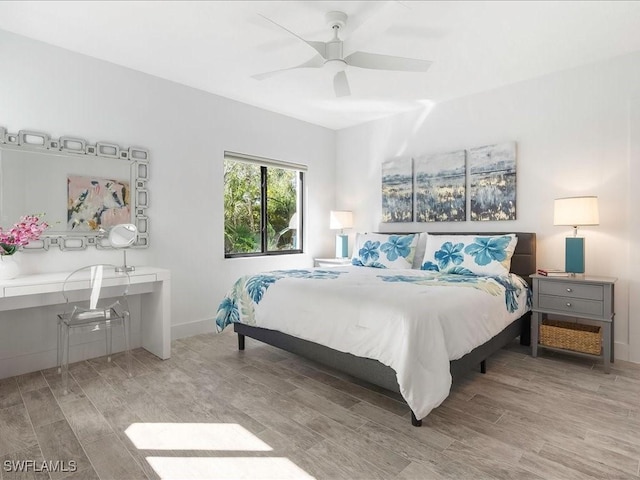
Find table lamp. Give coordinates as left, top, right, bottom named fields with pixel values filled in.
left=329, top=210, right=353, bottom=258
left=553, top=196, right=599, bottom=274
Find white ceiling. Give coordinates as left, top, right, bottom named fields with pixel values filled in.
left=2, top=1, right=640, bottom=130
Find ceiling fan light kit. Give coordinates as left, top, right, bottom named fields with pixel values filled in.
left=254, top=10, right=431, bottom=98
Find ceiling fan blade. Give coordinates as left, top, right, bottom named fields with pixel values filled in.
left=345, top=51, right=431, bottom=72
left=259, top=14, right=326, bottom=58
left=252, top=55, right=324, bottom=81
left=333, top=71, right=351, bottom=97
left=342, top=1, right=408, bottom=54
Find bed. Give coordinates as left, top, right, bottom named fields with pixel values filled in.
left=216, top=232, right=536, bottom=426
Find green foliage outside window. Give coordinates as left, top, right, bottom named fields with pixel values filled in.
left=224, top=159, right=301, bottom=256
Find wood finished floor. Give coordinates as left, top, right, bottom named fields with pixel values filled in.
left=1, top=329, right=639, bottom=480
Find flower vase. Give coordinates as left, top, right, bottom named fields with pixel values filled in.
left=0, top=255, right=19, bottom=280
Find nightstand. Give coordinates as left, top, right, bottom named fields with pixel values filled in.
left=314, top=258, right=352, bottom=267
left=530, top=274, right=616, bottom=373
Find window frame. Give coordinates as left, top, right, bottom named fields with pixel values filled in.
left=224, top=152, right=305, bottom=259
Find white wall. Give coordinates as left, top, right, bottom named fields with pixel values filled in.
left=0, top=30, right=337, bottom=377
left=337, top=51, right=640, bottom=362
left=3, top=27, right=638, bottom=377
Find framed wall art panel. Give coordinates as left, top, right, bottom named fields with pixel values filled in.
left=415, top=150, right=466, bottom=222
left=381, top=157, right=413, bottom=223
left=469, top=142, right=517, bottom=221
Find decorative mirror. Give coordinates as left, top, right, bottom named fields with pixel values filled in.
left=108, top=223, right=138, bottom=248
left=109, top=223, right=138, bottom=272
left=0, top=126, right=149, bottom=251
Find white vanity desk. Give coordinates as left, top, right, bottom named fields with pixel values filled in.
left=0, top=266, right=171, bottom=363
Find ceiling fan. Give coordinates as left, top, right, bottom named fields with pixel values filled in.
left=253, top=11, right=432, bottom=97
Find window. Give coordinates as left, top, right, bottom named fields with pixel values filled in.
left=224, top=152, right=304, bottom=257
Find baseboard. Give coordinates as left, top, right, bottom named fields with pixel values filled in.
left=1, top=318, right=217, bottom=379
left=0, top=335, right=140, bottom=380
left=614, top=341, right=630, bottom=362
left=0, top=349, right=59, bottom=380
left=171, top=317, right=216, bottom=341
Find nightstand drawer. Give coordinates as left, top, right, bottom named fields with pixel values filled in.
left=538, top=294, right=604, bottom=317
left=539, top=281, right=603, bottom=300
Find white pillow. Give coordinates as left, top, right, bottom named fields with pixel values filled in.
left=352, top=233, right=418, bottom=269
left=421, top=234, right=518, bottom=276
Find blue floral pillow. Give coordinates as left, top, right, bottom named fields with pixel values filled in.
left=352, top=233, right=418, bottom=269
left=420, top=234, right=518, bottom=276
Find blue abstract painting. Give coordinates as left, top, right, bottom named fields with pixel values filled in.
left=415, top=150, right=466, bottom=222
left=469, top=142, right=517, bottom=221
left=381, top=157, right=413, bottom=222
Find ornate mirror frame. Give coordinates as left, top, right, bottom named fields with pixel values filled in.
left=0, top=126, right=149, bottom=251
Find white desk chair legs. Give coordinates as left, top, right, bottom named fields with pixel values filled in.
left=56, top=264, right=133, bottom=394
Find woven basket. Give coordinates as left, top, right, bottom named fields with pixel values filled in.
left=540, top=319, right=601, bottom=355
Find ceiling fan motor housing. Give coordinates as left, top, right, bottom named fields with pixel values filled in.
left=325, top=41, right=343, bottom=62
left=325, top=11, right=347, bottom=66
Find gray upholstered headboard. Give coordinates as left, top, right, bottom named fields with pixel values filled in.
left=426, top=232, right=537, bottom=283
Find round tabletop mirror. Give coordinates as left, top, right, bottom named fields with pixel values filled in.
left=108, top=224, right=137, bottom=248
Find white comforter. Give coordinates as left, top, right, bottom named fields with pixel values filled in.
left=216, top=266, right=530, bottom=419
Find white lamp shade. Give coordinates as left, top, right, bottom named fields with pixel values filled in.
left=553, top=196, right=599, bottom=226
left=329, top=210, right=353, bottom=230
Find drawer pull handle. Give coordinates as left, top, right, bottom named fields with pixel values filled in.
left=566, top=302, right=572, bottom=307
left=566, top=288, right=572, bottom=292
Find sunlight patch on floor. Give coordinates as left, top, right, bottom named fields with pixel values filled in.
left=125, top=423, right=273, bottom=451
left=126, top=423, right=315, bottom=479
left=145, top=457, right=315, bottom=480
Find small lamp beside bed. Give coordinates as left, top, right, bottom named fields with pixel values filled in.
left=330, top=210, right=353, bottom=258
left=553, top=196, right=599, bottom=274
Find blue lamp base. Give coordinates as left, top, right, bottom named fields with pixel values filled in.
left=335, top=234, right=349, bottom=258
left=565, top=237, right=585, bottom=274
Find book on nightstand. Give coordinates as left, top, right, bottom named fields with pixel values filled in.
left=536, top=268, right=570, bottom=277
